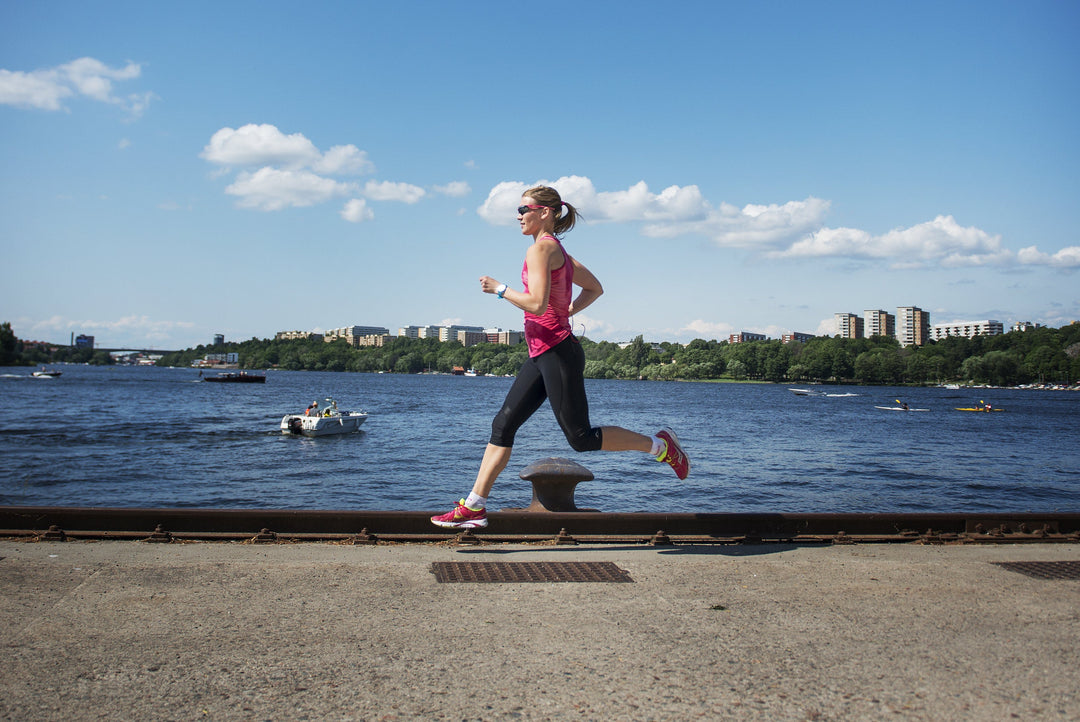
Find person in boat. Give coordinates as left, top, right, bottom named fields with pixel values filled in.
left=305, top=400, right=318, bottom=417
left=901, top=402, right=909, bottom=411
left=431, top=185, right=690, bottom=530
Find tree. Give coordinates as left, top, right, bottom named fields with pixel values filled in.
left=854, top=351, right=884, bottom=383
left=624, top=335, right=654, bottom=371
left=0, top=322, right=17, bottom=366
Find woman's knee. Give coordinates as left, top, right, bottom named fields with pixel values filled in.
left=490, top=409, right=517, bottom=447
left=564, top=426, right=603, bottom=453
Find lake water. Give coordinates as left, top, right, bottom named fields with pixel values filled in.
left=1, top=365, right=1077, bottom=514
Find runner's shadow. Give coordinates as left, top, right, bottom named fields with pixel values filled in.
left=453, top=543, right=814, bottom=557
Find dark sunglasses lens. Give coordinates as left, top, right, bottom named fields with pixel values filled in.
left=516, top=206, right=529, bottom=215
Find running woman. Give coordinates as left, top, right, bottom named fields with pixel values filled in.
left=431, top=185, right=690, bottom=529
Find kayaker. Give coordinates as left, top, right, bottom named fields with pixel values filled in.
left=431, top=184, right=690, bottom=530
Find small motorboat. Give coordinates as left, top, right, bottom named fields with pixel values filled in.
left=281, top=398, right=368, bottom=437
left=32, top=368, right=61, bottom=378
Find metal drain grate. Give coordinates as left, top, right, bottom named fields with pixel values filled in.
left=431, top=561, right=634, bottom=584
left=993, top=561, right=1080, bottom=580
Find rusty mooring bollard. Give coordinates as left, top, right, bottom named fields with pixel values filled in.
left=516, top=457, right=596, bottom=512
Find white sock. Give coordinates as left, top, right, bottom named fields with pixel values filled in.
left=650, top=435, right=666, bottom=458
left=464, top=492, right=486, bottom=510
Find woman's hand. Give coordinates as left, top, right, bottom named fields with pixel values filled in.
left=479, top=276, right=503, bottom=295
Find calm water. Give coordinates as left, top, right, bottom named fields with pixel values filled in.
left=1, top=365, right=1077, bottom=513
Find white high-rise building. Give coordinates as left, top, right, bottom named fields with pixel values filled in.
left=864, top=309, right=895, bottom=338
left=897, top=307, right=930, bottom=347
left=834, top=313, right=863, bottom=339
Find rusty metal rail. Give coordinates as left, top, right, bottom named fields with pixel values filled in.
left=2, top=506, right=1078, bottom=545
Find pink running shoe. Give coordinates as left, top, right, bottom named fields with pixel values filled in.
left=655, top=428, right=690, bottom=480
left=430, top=500, right=488, bottom=529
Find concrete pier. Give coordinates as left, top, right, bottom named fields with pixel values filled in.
left=1, top=539, right=1077, bottom=720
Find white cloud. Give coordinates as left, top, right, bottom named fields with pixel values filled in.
left=201, top=124, right=374, bottom=175
left=201, top=124, right=324, bottom=169
left=682, top=319, right=735, bottom=339
left=477, top=176, right=1080, bottom=272
left=0, top=68, right=71, bottom=110
left=433, top=181, right=471, bottom=197
left=341, top=198, right=374, bottom=223
left=477, top=176, right=820, bottom=249
left=312, top=144, right=374, bottom=175
left=1017, top=245, right=1080, bottom=269
left=363, top=180, right=425, bottom=203
left=775, top=215, right=1013, bottom=268
left=203, top=124, right=447, bottom=216
left=477, top=176, right=710, bottom=226
left=0, top=57, right=153, bottom=117
left=63, top=57, right=140, bottom=101
left=816, top=317, right=838, bottom=336
left=225, top=167, right=358, bottom=211
left=645, top=197, right=831, bottom=249
left=601, top=181, right=710, bottom=222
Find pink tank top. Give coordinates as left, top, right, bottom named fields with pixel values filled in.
left=522, top=236, right=574, bottom=357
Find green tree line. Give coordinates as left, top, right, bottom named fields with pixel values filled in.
left=5, top=320, right=1079, bottom=386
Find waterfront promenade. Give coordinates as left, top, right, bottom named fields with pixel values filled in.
left=2, top=539, right=1077, bottom=721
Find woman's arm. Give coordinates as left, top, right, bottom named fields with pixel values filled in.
left=479, top=240, right=560, bottom=315
left=568, top=256, right=603, bottom=315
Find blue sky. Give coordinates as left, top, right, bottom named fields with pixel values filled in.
left=2, top=0, right=1078, bottom=350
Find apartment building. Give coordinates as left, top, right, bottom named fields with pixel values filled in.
left=487, top=329, right=523, bottom=345
left=931, top=319, right=1004, bottom=341
left=398, top=326, right=443, bottom=339
left=897, top=306, right=930, bottom=346
left=437, top=325, right=484, bottom=342
left=325, top=325, right=390, bottom=343
left=275, top=330, right=324, bottom=342
left=864, top=309, right=896, bottom=338
left=728, top=332, right=767, bottom=343
left=834, top=313, right=864, bottom=339
left=355, top=335, right=395, bottom=347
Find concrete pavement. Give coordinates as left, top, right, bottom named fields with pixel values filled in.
left=1, top=539, right=1078, bottom=721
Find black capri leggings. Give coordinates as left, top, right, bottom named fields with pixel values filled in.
left=489, top=336, right=603, bottom=452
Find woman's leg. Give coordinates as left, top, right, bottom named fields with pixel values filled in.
left=538, top=338, right=604, bottom=451
left=473, top=357, right=548, bottom=497
left=470, top=443, right=512, bottom=498
left=598, top=425, right=652, bottom=452
left=539, top=338, right=672, bottom=459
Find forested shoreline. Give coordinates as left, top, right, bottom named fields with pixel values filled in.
left=162, top=324, right=1080, bottom=386
left=4, top=320, right=1078, bottom=386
